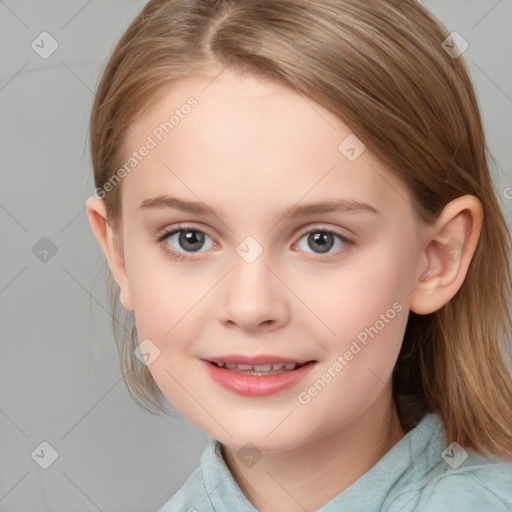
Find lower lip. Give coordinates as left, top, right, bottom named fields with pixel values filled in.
left=201, top=360, right=316, bottom=397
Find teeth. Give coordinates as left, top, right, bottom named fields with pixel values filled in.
left=214, top=361, right=300, bottom=371
left=253, top=364, right=273, bottom=371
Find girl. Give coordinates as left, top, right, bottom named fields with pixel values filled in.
left=86, top=0, right=512, bottom=510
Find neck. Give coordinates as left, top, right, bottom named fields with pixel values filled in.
left=222, top=393, right=406, bottom=512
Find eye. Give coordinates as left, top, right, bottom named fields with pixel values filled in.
left=155, top=224, right=353, bottom=262
left=295, top=227, right=352, bottom=258
left=156, top=225, right=216, bottom=258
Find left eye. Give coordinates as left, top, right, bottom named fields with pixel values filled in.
left=295, top=230, right=350, bottom=255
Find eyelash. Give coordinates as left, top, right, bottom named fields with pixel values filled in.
left=155, top=223, right=354, bottom=262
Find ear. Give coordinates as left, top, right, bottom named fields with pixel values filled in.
left=85, top=196, right=134, bottom=311
left=409, top=195, right=483, bottom=315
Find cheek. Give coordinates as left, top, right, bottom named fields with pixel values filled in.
left=126, top=261, right=211, bottom=409
left=131, top=283, right=203, bottom=347
left=294, top=255, right=410, bottom=429
left=310, top=241, right=413, bottom=351
left=124, top=244, right=205, bottom=344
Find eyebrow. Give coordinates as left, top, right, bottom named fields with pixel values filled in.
left=138, top=195, right=381, bottom=222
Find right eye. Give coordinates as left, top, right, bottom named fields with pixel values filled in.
left=156, top=225, right=217, bottom=260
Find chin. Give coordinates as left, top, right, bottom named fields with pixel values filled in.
left=212, top=425, right=311, bottom=454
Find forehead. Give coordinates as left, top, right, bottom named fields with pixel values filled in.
left=121, top=68, right=413, bottom=222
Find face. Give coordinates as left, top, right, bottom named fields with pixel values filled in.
left=113, top=68, right=426, bottom=452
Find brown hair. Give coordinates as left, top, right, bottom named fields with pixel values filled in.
left=89, top=0, right=512, bottom=457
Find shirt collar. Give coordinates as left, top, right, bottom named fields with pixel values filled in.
left=199, top=412, right=443, bottom=511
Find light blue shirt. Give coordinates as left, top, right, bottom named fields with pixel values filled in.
left=157, top=412, right=512, bottom=511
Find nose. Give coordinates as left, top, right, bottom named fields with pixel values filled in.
left=217, top=252, right=290, bottom=333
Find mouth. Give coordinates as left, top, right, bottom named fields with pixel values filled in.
left=207, top=360, right=312, bottom=376
left=201, top=356, right=317, bottom=397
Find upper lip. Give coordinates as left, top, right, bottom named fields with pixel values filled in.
left=202, top=354, right=315, bottom=365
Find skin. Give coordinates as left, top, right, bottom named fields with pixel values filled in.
left=87, top=67, right=483, bottom=511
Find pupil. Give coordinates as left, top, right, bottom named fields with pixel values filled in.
left=309, top=232, right=334, bottom=253
left=179, top=230, right=205, bottom=252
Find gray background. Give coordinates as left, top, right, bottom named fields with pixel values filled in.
left=1, top=1, right=511, bottom=511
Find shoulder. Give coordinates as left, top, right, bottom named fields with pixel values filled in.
left=420, top=455, right=512, bottom=511
left=390, top=450, right=512, bottom=512
left=382, top=414, right=512, bottom=512
left=156, top=467, right=212, bottom=512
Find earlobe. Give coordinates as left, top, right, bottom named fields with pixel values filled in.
left=409, top=195, right=483, bottom=315
left=119, top=290, right=133, bottom=311
left=85, top=196, right=134, bottom=311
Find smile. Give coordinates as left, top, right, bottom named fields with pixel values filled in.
left=210, top=361, right=305, bottom=374
left=201, top=358, right=317, bottom=396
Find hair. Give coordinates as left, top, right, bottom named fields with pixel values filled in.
left=89, top=0, right=512, bottom=457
